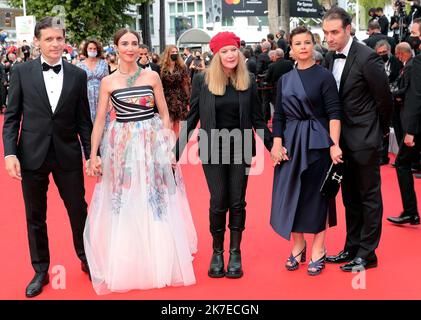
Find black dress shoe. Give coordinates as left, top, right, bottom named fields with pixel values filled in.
left=25, top=272, right=49, bottom=298
left=387, top=214, right=420, bottom=225
left=340, top=257, right=378, bottom=272
left=411, top=167, right=421, bottom=173
left=325, top=250, right=356, bottom=264
left=379, top=158, right=390, bottom=166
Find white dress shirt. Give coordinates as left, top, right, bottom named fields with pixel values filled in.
left=332, top=36, right=353, bottom=91
left=41, top=55, right=64, bottom=113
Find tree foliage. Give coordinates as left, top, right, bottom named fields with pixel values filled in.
left=358, top=0, right=391, bottom=11
left=8, top=0, right=148, bottom=44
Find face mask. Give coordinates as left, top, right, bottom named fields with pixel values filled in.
left=409, top=36, right=421, bottom=50
left=380, top=54, right=389, bottom=62
left=87, top=51, right=97, bottom=58
left=170, top=53, right=178, bottom=61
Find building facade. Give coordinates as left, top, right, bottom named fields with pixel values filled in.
left=130, top=0, right=273, bottom=53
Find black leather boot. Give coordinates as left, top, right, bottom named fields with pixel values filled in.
left=226, top=229, right=244, bottom=278
left=226, top=209, right=245, bottom=279
left=208, top=212, right=226, bottom=278
left=208, top=230, right=225, bottom=278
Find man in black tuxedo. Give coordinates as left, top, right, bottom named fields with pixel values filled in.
left=137, top=44, right=161, bottom=75
left=375, top=40, right=403, bottom=165
left=322, top=7, right=393, bottom=271
left=2, top=17, right=94, bottom=297
left=387, top=51, right=421, bottom=226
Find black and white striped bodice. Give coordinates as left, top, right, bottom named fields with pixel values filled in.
left=110, top=85, right=156, bottom=122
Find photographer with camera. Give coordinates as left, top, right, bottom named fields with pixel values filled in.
left=391, top=1, right=409, bottom=43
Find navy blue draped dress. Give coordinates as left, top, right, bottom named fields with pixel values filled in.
left=270, top=64, right=341, bottom=240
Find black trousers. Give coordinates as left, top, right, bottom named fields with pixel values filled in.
left=392, top=101, right=404, bottom=146
left=21, top=144, right=88, bottom=273
left=392, top=103, right=420, bottom=168
left=261, top=89, right=272, bottom=123
left=380, top=134, right=390, bottom=162
left=395, top=135, right=421, bottom=216
left=341, top=148, right=383, bottom=259
left=1, top=84, right=7, bottom=107
left=202, top=163, right=249, bottom=234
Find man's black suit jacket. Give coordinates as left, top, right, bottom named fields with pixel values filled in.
left=265, top=59, right=294, bottom=87
left=246, top=57, right=257, bottom=76
left=388, top=55, right=403, bottom=84
left=324, top=40, right=393, bottom=152
left=378, top=15, right=389, bottom=35
left=256, top=52, right=271, bottom=76
left=137, top=60, right=161, bottom=75
left=394, top=58, right=413, bottom=101
left=363, top=33, right=396, bottom=54
left=2, top=57, right=92, bottom=171
left=403, top=55, right=421, bottom=135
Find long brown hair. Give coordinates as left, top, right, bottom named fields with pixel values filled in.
left=160, top=45, right=185, bottom=75
left=205, top=50, right=250, bottom=96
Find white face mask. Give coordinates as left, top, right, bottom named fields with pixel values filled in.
left=87, top=51, right=97, bottom=58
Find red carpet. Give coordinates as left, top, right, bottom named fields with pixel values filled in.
left=1, top=115, right=420, bottom=300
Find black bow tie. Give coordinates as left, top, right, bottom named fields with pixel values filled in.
left=42, top=62, right=61, bottom=74
left=139, top=63, right=150, bottom=69
left=333, top=53, right=347, bottom=60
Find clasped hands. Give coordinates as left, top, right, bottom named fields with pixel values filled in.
left=270, top=141, right=289, bottom=167
left=85, top=156, right=102, bottom=177
left=271, top=141, right=344, bottom=167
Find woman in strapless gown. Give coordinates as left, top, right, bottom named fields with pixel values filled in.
left=83, top=29, right=197, bottom=295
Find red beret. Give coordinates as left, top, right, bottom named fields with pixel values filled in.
left=209, top=31, right=241, bottom=54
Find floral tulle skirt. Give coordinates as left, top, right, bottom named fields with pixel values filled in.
left=84, top=115, right=197, bottom=295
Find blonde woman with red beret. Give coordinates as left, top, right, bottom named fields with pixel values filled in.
left=175, top=32, right=273, bottom=279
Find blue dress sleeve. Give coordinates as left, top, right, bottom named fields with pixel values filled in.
left=322, top=72, right=341, bottom=121
left=272, top=77, right=286, bottom=139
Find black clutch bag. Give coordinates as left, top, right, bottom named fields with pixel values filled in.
left=320, top=163, right=344, bottom=198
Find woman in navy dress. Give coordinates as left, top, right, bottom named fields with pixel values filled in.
left=270, top=26, right=342, bottom=276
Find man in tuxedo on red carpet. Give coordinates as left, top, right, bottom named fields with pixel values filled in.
left=2, top=17, right=94, bottom=297
left=322, top=7, right=393, bottom=271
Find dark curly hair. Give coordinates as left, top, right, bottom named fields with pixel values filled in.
left=82, top=39, right=103, bottom=58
